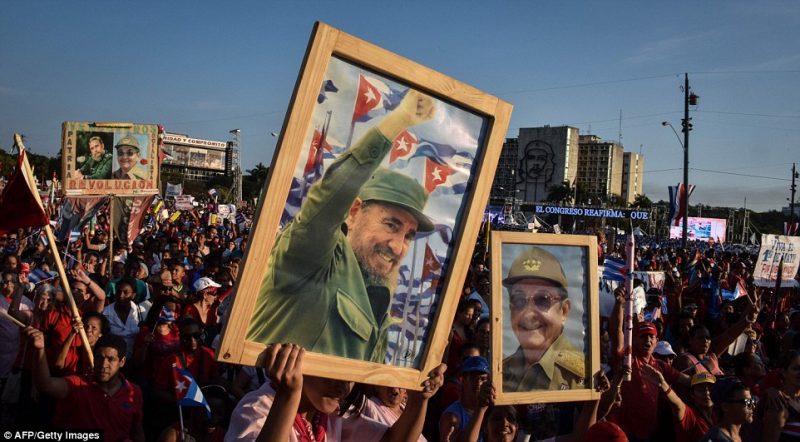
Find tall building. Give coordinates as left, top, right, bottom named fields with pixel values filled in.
left=490, top=138, right=519, bottom=204
left=577, top=135, right=624, bottom=201
left=622, top=152, right=645, bottom=205
left=495, top=126, right=579, bottom=203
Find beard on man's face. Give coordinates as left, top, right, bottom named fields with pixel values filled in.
left=354, top=244, right=401, bottom=293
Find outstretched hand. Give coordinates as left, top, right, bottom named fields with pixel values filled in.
left=639, top=364, right=666, bottom=388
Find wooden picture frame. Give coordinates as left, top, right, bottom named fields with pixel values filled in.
left=61, top=122, right=161, bottom=196
left=491, top=232, right=601, bottom=404
left=217, top=22, right=512, bottom=389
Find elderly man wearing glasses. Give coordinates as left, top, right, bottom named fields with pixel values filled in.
left=111, top=135, right=147, bottom=180
left=501, top=246, right=585, bottom=392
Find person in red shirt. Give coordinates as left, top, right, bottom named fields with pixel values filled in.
left=608, top=286, right=691, bottom=441
left=641, top=367, right=717, bottom=442
left=148, top=318, right=220, bottom=439
left=25, top=327, right=145, bottom=441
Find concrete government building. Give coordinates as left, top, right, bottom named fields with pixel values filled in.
left=492, top=126, right=644, bottom=206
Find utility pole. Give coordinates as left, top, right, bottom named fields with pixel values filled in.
left=681, top=73, right=698, bottom=249
left=791, top=162, right=798, bottom=224
left=229, top=129, right=242, bottom=205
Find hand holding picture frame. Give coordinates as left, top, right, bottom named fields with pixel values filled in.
left=491, top=231, right=601, bottom=404
left=217, top=22, right=512, bottom=390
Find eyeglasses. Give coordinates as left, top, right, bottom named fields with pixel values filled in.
left=117, top=149, right=137, bottom=157
left=725, top=398, right=757, bottom=408
left=509, top=290, right=565, bottom=312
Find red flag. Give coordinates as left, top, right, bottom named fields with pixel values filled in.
left=0, top=151, right=48, bottom=235
left=302, top=129, right=332, bottom=176
left=421, top=243, right=442, bottom=281
left=351, top=74, right=382, bottom=123
left=389, top=130, right=418, bottom=164
left=424, top=158, right=453, bottom=193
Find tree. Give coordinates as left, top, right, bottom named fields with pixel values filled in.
left=242, top=162, right=270, bottom=201
left=546, top=181, right=573, bottom=204
left=631, top=194, right=653, bottom=209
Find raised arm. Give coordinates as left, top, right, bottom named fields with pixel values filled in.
left=383, top=363, right=445, bottom=442
left=610, top=286, right=626, bottom=356
left=255, top=344, right=304, bottom=442
left=640, top=364, right=686, bottom=421
left=25, top=326, right=69, bottom=399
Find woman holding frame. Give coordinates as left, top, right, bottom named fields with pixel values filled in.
left=225, top=343, right=445, bottom=442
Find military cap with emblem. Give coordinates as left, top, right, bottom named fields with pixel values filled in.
left=502, top=246, right=568, bottom=291
left=358, top=167, right=434, bottom=232
left=114, top=135, right=141, bottom=152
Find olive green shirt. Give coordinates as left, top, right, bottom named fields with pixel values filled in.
left=502, top=333, right=586, bottom=392
left=247, top=128, right=395, bottom=363
left=78, top=153, right=112, bottom=179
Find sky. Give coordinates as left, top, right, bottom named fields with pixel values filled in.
left=1, top=1, right=798, bottom=212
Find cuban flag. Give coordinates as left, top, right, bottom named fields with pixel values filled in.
left=389, top=130, right=418, bottom=164
left=785, top=222, right=799, bottom=236
left=158, top=307, right=176, bottom=323
left=602, top=256, right=628, bottom=282
left=350, top=74, right=407, bottom=124
left=668, top=183, right=696, bottom=227
left=173, top=366, right=210, bottom=416
left=421, top=243, right=442, bottom=282
left=68, top=230, right=81, bottom=244
left=424, top=158, right=454, bottom=193
left=208, top=188, right=218, bottom=198
left=27, top=268, right=57, bottom=285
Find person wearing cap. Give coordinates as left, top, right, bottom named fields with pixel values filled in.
left=641, top=365, right=716, bottom=442
left=439, top=356, right=491, bottom=441
left=111, top=134, right=147, bottom=180
left=608, top=286, right=692, bottom=441
left=75, top=135, right=112, bottom=180
left=183, top=276, right=222, bottom=345
left=500, top=246, right=585, bottom=392
left=653, top=340, right=678, bottom=365
left=247, top=90, right=435, bottom=362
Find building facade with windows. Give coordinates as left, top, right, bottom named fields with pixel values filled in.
left=576, top=135, right=624, bottom=202
left=160, top=132, right=233, bottom=192
left=622, top=152, right=645, bottom=205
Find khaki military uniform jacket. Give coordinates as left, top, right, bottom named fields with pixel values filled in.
left=247, top=129, right=395, bottom=363
left=112, top=164, right=147, bottom=180
left=502, top=333, right=586, bottom=392
left=79, top=153, right=112, bottom=179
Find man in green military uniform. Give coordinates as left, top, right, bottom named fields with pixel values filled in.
left=247, top=90, right=436, bottom=363
left=502, top=246, right=586, bottom=392
left=111, top=135, right=148, bottom=180
left=75, top=136, right=112, bottom=180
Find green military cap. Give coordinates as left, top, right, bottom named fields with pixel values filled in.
left=115, top=135, right=140, bottom=152
left=358, top=167, right=434, bottom=232
left=502, top=246, right=567, bottom=291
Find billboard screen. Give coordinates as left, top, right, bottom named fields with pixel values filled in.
left=670, top=217, right=727, bottom=243
left=162, top=133, right=227, bottom=171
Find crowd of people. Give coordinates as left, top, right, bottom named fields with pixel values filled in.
left=0, top=191, right=797, bottom=442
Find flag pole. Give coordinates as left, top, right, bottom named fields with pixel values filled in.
left=108, top=196, right=115, bottom=279
left=623, top=224, right=635, bottom=381
left=178, top=404, right=186, bottom=442
left=0, top=308, right=25, bottom=328
left=14, top=134, right=94, bottom=368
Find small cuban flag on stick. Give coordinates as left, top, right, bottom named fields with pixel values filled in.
left=173, top=365, right=211, bottom=436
